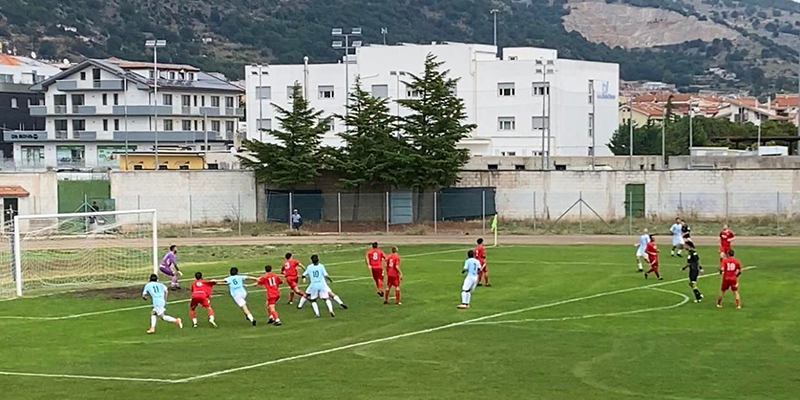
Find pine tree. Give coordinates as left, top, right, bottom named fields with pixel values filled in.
left=397, top=53, right=476, bottom=220
left=331, top=78, right=410, bottom=220
left=239, top=83, right=330, bottom=189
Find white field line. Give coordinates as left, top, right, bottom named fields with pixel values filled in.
left=0, top=276, right=371, bottom=321
left=430, top=259, right=624, bottom=266
left=0, top=266, right=755, bottom=384
left=172, top=267, right=755, bottom=384
left=467, top=288, right=690, bottom=325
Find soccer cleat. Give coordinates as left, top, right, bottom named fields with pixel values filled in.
left=340, top=303, right=348, bottom=310
left=486, top=284, right=492, bottom=287
left=658, top=277, right=664, bottom=281
left=192, top=323, right=198, bottom=328
left=736, top=306, right=741, bottom=310
left=146, top=327, right=155, bottom=334
left=330, top=312, right=336, bottom=318
left=397, top=302, right=402, bottom=306
left=456, top=304, right=470, bottom=309
left=176, top=318, right=184, bottom=329
left=252, top=319, right=257, bottom=327
left=267, top=319, right=274, bottom=325
left=716, top=304, right=723, bottom=308
left=383, top=301, right=389, bottom=305
left=274, top=321, right=282, bottom=326
left=477, top=283, right=483, bottom=287
left=209, top=320, right=218, bottom=328
left=644, top=273, right=648, bottom=279
left=377, top=291, right=384, bottom=297
left=287, top=301, right=293, bottom=305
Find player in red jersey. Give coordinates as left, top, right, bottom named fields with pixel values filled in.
left=717, top=249, right=743, bottom=309
left=644, top=235, right=663, bottom=280
left=366, top=242, right=386, bottom=297
left=384, top=247, right=403, bottom=305
left=719, top=224, right=736, bottom=259
left=475, top=238, right=491, bottom=287
left=189, top=272, right=217, bottom=328
left=281, top=252, right=306, bottom=305
left=257, top=265, right=283, bottom=326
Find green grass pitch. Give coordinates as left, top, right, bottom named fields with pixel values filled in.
left=0, top=242, right=798, bottom=400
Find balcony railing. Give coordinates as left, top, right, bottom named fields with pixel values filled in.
left=112, top=105, right=172, bottom=116
left=55, top=130, right=68, bottom=139
left=92, top=80, right=124, bottom=90
left=71, top=105, right=96, bottom=115
left=73, top=131, right=97, bottom=140
left=225, top=107, right=244, bottom=117
left=56, top=160, right=86, bottom=169
left=112, top=130, right=222, bottom=142
left=54, top=105, right=68, bottom=114
left=200, top=107, right=221, bottom=117
left=182, top=106, right=192, bottom=115
left=29, top=105, right=46, bottom=116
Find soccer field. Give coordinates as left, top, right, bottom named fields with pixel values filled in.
left=0, top=242, right=798, bottom=399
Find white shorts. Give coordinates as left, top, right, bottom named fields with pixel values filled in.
left=306, top=285, right=330, bottom=300
left=636, top=247, right=646, bottom=258
left=232, top=290, right=247, bottom=307
left=462, top=275, right=478, bottom=292
left=152, top=306, right=166, bottom=316
left=672, top=236, right=685, bottom=246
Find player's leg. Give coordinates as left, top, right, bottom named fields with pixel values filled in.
left=205, top=300, right=217, bottom=327
left=733, top=284, right=741, bottom=309
left=235, top=294, right=256, bottom=325
left=159, top=266, right=178, bottom=289
left=477, top=268, right=484, bottom=287
left=269, top=303, right=281, bottom=325
left=328, top=290, right=347, bottom=309
left=189, top=299, right=199, bottom=327
left=383, top=286, right=391, bottom=304
left=297, top=287, right=310, bottom=309
left=395, top=285, right=401, bottom=305
left=483, top=266, right=491, bottom=286
left=148, top=309, right=158, bottom=334
left=636, top=254, right=644, bottom=272
left=321, top=291, right=334, bottom=317
left=309, top=290, right=321, bottom=317
left=716, top=282, right=727, bottom=308
left=371, top=268, right=384, bottom=297
left=158, top=308, right=183, bottom=329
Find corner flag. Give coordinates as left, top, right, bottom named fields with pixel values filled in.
left=491, top=215, right=498, bottom=247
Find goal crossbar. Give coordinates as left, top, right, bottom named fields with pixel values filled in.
left=11, top=209, right=158, bottom=298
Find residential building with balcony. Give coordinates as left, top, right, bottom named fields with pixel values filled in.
left=6, top=58, right=244, bottom=169
left=0, top=55, right=62, bottom=158
left=245, top=42, right=619, bottom=157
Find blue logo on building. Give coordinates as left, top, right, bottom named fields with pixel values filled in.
left=597, top=81, right=616, bottom=100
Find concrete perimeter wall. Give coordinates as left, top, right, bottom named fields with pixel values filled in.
left=459, top=169, right=800, bottom=221
left=0, top=172, right=58, bottom=224
left=109, top=171, right=257, bottom=224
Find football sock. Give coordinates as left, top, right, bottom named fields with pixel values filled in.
left=150, top=315, right=157, bottom=328
left=461, top=291, right=468, bottom=304
left=192, top=317, right=198, bottom=325
left=325, top=299, right=334, bottom=314
left=311, top=301, right=320, bottom=317
left=384, top=290, right=390, bottom=303
left=333, top=295, right=344, bottom=305
left=209, top=315, right=215, bottom=323
left=735, top=298, right=741, bottom=308
left=637, top=262, right=643, bottom=270
left=297, top=296, right=308, bottom=309
left=395, top=289, right=401, bottom=303
left=162, top=315, right=176, bottom=323
left=189, top=309, right=196, bottom=319
left=289, top=292, right=295, bottom=302
left=246, top=313, right=254, bottom=322
left=693, top=289, right=702, bottom=300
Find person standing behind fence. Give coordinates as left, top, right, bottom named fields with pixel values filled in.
left=291, top=209, right=302, bottom=230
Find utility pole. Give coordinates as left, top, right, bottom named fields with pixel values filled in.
left=591, top=80, right=596, bottom=170
left=332, top=27, right=362, bottom=115
left=628, top=97, right=633, bottom=170
left=661, top=106, right=667, bottom=170
left=689, top=99, right=694, bottom=169
left=540, top=59, right=547, bottom=171
left=145, top=39, right=166, bottom=170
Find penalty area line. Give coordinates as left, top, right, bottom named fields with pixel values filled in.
left=173, top=267, right=756, bottom=383
left=0, top=370, right=173, bottom=384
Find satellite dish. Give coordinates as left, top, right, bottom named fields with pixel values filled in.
left=63, top=58, right=70, bottom=65
left=30, top=51, right=37, bottom=59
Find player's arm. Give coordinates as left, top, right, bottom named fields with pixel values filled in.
left=397, top=265, right=404, bottom=280
left=297, top=263, right=306, bottom=274
left=365, top=253, right=371, bottom=268
left=141, top=289, right=149, bottom=301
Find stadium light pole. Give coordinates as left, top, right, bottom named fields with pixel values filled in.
left=628, top=97, right=633, bottom=170
left=145, top=39, right=166, bottom=170
left=661, top=106, right=667, bottom=169
left=332, top=27, right=362, bottom=116
left=689, top=100, right=694, bottom=169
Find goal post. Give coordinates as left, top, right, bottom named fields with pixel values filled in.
left=8, top=209, right=158, bottom=299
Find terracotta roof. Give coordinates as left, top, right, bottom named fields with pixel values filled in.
left=0, top=185, right=30, bottom=198
left=0, top=55, right=21, bottom=66
left=632, top=92, right=691, bottom=104
left=104, top=57, right=200, bottom=72
left=772, top=94, right=799, bottom=109
left=631, top=103, right=665, bottom=117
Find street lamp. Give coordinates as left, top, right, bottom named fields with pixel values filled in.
left=689, top=100, right=695, bottom=169
left=332, top=27, right=362, bottom=114
left=145, top=39, right=166, bottom=170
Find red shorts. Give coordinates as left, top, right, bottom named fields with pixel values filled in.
left=190, top=295, right=210, bottom=309
left=266, top=295, right=280, bottom=306
left=371, top=268, right=384, bottom=282
left=285, top=276, right=299, bottom=290
left=720, top=246, right=731, bottom=255
left=386, top=275, right=400, bottom=288
left=721, top=279, right=738, bottom=292
left=649, top=261, right=659, bottom=270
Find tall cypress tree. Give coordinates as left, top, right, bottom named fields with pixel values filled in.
left=331, top=78, right=410, bottom=220
left=240, top=83, right=330, bottom=189
left=398, top=53, right=475, bottom=219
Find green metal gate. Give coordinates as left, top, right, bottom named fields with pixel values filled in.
left=57, top=180, right=112, bottom=214
left=625, top=184, right=645, bottom=218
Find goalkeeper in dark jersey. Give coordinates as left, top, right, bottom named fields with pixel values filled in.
left=681, top=219, right=691, bottom=244
left=682, top=242, right=704, bottom=302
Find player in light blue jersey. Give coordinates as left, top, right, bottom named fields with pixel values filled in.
left=635, top=228, right=650, bottom=272
left=457, top=250, right=481, bottom=309
left=218, top=267, right=257, bottom=326
left=298, top=254, right=337, bottom=318
left=142, top=274, right=183, bottom=334
left=669, top=218, right=685, bottom=257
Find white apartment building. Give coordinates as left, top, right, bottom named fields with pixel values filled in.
left=7, top=58, right=243, bottom=169
left=245, top=42, right=619, bottom=157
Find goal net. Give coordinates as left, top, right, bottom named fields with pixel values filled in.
left=3, top=209, right=157, bottom=299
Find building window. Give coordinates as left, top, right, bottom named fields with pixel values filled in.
left=102, top=94, right=107, bottom=106
left=286, top=86, right=297, bottom=100
left=211, top=121, right=221, bottom=132
left=588, top=80, right=594, bottom=104
left=169, top=71, right=176, bottom=80
left=257, top=86, right=272, bottom=100
left=406, top=86, right=423, bottom=98
left=0, top=74, right=13, bottom=83
left=55, top=119, right=68, bottom=133
left=164, top=120, right=174, bottom=131
left=71, top=94, right=84, bottom=106
left=97, top=145, right=133, bottom=168
left=487, top=164, right=499, bottom=170
left=371, top=84, right=389, bottom=99
left=179, top=72, right=185, bottom=80
left=193, top=95, right=198, bottom=107
left=10, top=98, right=17, bottom=109
left=532, top=82, right=550, bottom=96
left=113, top=93, right=119, bottom=105
left=57, top=145, right=85, bottom=165
left=532, top=116, right=549, bottom=129
left=103, top=119, right=109, bottom=131
left=80, top=72, right=86, bottom=81
left=163, top=94, right=173, bottom=106
left=257, top=118, right=271, bottom=130
left=93, top=68, right=101, bottom=81
left=498, top=82, right=515, bottom=97
left=515, top=164, right=526, bottom=170
left=201, top=96, right=206, bottom=107
left=500, top=151, right=517, bottom=156
left=114, top=119, right=120, bottom=130
left=588, top=113, right=594, bottom=138
left=211, top=96, right=220, bottom=107
left=182, top=120, right=192, bottom=131
left=226, top=120, right=235, bottom=133
left=188, top=72, right=195, bottom=81
left=225, top=96, right=235, bottom=108
left=318, top=85, right=335, bottom=99
left=327, top=119, right=335, bottom=132
left=182, top=95, right=191, bottom=107
left=588, top=147, right=595, bottom=156
left=498, top=116, right=516, bottom=131
left=72, top=119, right=86, bottom=131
